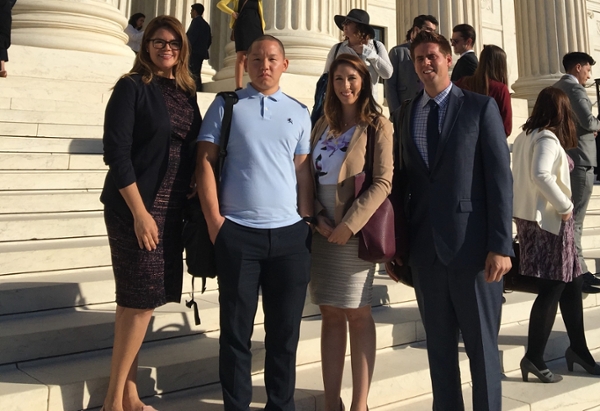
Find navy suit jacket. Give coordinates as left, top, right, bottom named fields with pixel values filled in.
left=392, top=85, right=513, bottom=270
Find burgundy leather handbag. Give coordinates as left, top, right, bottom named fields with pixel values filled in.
left=354, top=122, right=396, bottom=263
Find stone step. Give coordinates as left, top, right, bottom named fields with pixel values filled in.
left=380, top=348, right=600, bottom=411
left=0, top=285, right=581, bottom=368
left=0, top=267, right=218, bottom=316
left=583, top=227, right=600, bottom=251
left=0, top=170, right=105, bottom=190
left=0, top=76, right=114, bottom=103
left=0, top=96, right=107, bottom=114
left=0, top=136, right=103, bottom=153
left=0, top=236, right=110, bottom=276
left=0, top=189, right=103, bottom=214
left=0, top=152, right=105, bottom=170
left=0, top=277, right=418, bottom=363
left=0, top=121, right=103, bottom=139
left=0, top=211, right=106, bottom=241
left=584, top=209, right=600, bottom=229
left=0, top=110, right=104, bottom=126
left=2, top=302, right=600, bottom=411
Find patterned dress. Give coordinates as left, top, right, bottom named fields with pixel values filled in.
left=104, top=77, right=196, bottom=309
left=514, top=156, right=581, bottom=283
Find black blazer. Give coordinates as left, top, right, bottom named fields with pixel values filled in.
left=450, top=52, right=478, bottom=82
left=100, top=74, right=202, bottom=219
left=187, top=16, right=212, bottom=60
left=393, top=86, right=513, bottom=269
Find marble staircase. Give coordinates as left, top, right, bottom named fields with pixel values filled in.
left=1, top=76, right=600, bottom=410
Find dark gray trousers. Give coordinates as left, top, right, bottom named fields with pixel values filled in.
left=412, top=260, right=503, bottom=411
left=570, top=165, right=594, bottom=273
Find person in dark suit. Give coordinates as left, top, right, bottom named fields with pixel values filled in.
left=0, top=0, right=17, bottom=78
left=385, top=14, right=438, bottom=114
left=450, top=24, right=478, bottom=82
left=387, top=31, right=513, bottom=411
left=187, top=3, right=212, bottom=92
left=553, top=52, right=600, bottom=294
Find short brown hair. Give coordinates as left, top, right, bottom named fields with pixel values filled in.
left=324, top=53, right=382, bottom=135
left=523, top=87, right=577, bottom=151
left=410, top=30, right=452, bottom=60
left=127, top=15, right=196, bottom=96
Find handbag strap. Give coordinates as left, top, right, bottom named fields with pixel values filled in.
left=364, top=118, right=378, bottom=181
left=238, top=0, right=249, bottom=13
left=215, top=91, right=239, bottom=186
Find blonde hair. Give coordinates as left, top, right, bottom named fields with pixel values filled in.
left=125, top=15, right=196, bottom=96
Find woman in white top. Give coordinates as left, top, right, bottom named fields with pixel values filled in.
left=512, top=86, right=599, bottom=384
left=324, top=9, right=393, bottom=101
left=125, top=13, right=145, bottom=53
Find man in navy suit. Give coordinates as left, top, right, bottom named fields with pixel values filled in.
left=388, top=31, right=513, bottom=411
left=187, top=3, right=212, bottom=91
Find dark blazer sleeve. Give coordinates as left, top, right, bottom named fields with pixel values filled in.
left=187, top=18, right=201, bottom=54
left=451, top=53, right=478, bottom=82
left=385, top=46, right=402, bottom=113
left=103, top=76, right=138, bottom=189
left=479, top=98, right=514, bottom=256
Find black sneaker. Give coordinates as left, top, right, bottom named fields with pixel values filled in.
left=583, top=272, right=600, bottom=286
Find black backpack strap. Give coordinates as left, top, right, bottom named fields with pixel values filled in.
left=185, top=90, right=238, bottom=326
left=215, top=91, right=239, bottom=183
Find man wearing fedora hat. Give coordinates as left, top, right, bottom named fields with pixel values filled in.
left=323, top=8, right=393, bottom=102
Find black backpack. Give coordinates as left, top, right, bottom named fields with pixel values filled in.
left=183, top=91, right=238, bottom=325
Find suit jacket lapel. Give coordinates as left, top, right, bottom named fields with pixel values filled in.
left=430, top=86, right=464, bottom=171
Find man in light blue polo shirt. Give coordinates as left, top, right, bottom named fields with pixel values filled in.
left=196, top=35, right=313, bottom=411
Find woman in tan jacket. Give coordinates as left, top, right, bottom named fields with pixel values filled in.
left=310, top=53, right=393, bottom=411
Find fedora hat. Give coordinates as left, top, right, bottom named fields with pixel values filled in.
left=334, top=9, right=375, bottom=38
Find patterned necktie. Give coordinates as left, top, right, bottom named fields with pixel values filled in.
left=427, top=99, right=439, bottom=168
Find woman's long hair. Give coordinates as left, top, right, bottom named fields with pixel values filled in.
left=460, top=44, right=508, bottom=96
left=523, top=87, right=578, bottom=150
left=324, top=53, right=382, bottom=136
left=125, top=15, right=196, bottom=96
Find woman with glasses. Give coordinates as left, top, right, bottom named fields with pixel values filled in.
left=323, top=9, right=393, bottom=102
left=99, top=15, right=201, bottom=411
left=455, top=44, right=512, bottom=137
left=311, top=54, right=393, bottom=411
left=217, top=0, right=265, bottom=90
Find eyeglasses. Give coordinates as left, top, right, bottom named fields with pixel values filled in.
left=450, top=38, right=461, bottom=45
left=148, top=39, right=182, bottom=50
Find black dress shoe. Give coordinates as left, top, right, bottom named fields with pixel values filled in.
left=520, top=356, right=563, bottom=383
left=582, top=282, right=600, bottom=294
left=583, top=272, right=600, bottom=286
left=565, top=347, right=600, bottom=375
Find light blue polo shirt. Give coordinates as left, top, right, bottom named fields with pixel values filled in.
left=198, top=84, right=311, bottom=229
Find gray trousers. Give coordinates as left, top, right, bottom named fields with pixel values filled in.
left=570, top=165, right=594, bottom=273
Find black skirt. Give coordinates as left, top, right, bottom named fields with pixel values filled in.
left=234, top=0, right=263, bottom=52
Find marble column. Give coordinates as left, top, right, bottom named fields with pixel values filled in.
left=12, top=0, right=131, bottom=56
left=395, top=0, right=481, bottom=53
left=207, top=0, right=342, bottom=97
left=512, top=0, right=590, bottom=107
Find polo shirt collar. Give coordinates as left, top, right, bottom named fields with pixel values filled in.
left=245, top=83, right=283, bottom=101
